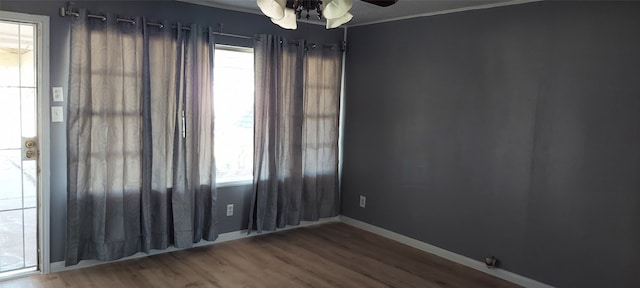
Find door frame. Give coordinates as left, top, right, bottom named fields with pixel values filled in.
left=0, top=10, right=51, bottom=274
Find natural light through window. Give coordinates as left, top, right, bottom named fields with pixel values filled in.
left=0, top=20, right=38, bottom=276
left=214, top=46, right=254, bottom=184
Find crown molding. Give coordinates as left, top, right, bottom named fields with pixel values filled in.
left=347, top=0, right=542, bottom=27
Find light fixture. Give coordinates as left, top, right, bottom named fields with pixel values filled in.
left=257, top=0, right=353, bottom=30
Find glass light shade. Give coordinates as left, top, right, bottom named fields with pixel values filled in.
left=257, top=0, right=287, bottom=20
left=326, top=12, right=353, bottom=29
left=272, top=8, right=297, bottom=30
left=323, top=0, right=353, bottom=19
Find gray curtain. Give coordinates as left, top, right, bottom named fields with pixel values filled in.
left=170, top=24, right=217, bottom=248
left=302, top=44, right=341, bottom=220
left=66, top=10, right=217, bottom=265
left=249, top=35, right=341, bottom=233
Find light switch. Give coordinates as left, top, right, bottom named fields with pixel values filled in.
left=51, top=106, right=64, bottom=122
left=52, top=87, right=64, bottom=102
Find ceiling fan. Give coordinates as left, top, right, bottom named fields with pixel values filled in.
left=258, top=0, right=399, bottom=29
left=361, top=0, right=398, bottom=7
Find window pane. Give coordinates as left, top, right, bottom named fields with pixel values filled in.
left=214, top=47, right=254, bottom=182
left=0, top=21, right=21, bottom=87
left=0, top=149, right=22, bottom=211
left=0, top=210, right=24, bottom=272
left=22, top=160, right=36, bottom=209
left=21, top=88, right=36, bottom=138
left=19, top=24, right=36, bottom=88
left=23, top=208, right=37, bottom=267
left=0, top=88, right=21, bottom=149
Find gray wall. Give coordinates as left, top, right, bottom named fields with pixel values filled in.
left=342, top=1, right=640, bottom=288
left=0, top=0, right=344, bottom=263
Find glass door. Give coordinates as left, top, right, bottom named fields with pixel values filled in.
left=0, top=20, right=38, bottom=277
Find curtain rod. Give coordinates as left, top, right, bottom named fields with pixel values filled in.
left=59, top=3, right=344, bottom=51
left=59, top=6, right=253, bottom=40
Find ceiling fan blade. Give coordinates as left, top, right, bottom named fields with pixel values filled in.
left=360, top=0, right=398, bottom=7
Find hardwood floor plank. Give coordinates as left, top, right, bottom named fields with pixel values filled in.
left=262, top=236, right=389, bottom=288
left=301, top=224, right=515, bottom=288
left=274, top=229, right=446, bottom=288
left=0, top=223, right=519, bottom=288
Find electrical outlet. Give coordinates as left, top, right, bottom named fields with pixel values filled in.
left=359, top=195, right=366, bottom=208
left=52, top=87, right=64, bottom=102
left=226, top=204, right=234, bottom=216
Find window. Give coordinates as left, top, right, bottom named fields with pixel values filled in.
left=214, top=45, right=254, bottom=185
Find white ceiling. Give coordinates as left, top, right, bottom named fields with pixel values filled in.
left=181, top=0, right=525, bottom=27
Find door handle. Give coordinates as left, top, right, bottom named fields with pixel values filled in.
left=22, top=137, right=38, bottom=161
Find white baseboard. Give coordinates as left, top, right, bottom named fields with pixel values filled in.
left=339, top=216, right=553, bottom=288
left=50, top=216, right=340, bottom=273
left=50, top=215, right=552, bottom=288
